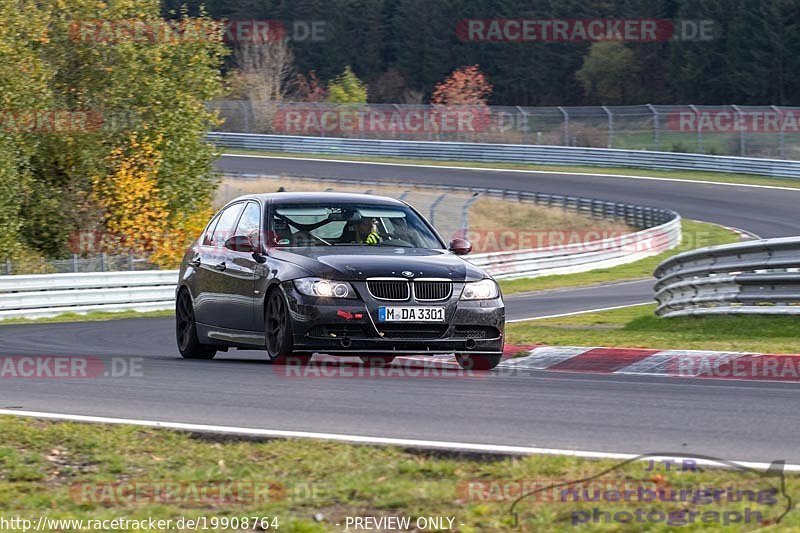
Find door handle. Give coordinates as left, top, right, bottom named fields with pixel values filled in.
left=214, top=261, right=227, bottom=272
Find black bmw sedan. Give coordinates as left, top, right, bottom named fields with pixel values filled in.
left=176, top=192, right=505, bottom=370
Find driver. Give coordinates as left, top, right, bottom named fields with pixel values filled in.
left=355, top=217, right=381, bottom=245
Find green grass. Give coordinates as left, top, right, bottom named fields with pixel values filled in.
left=507, top=304, right=800, bottom=354
left=499, top=220, right=741, bottom=295
left=1, top=416, right=798, bottom=531
left=224, top=148, right=800, bottom=189
left=0, top=309, right=173, bottom=325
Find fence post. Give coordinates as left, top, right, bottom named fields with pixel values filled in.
left=602, top=105, right=613, bottom=148
left=732, top=104, right=745, bottom=156
left=239, top=100, right=250, bottom=133
left=429, top=193, right=447, bottom=226
left=516, top=106, right=529, bottom=143
left=772, top=105, right=785, bottom=159
left=557, top=106, right=569, bottom=146
left=646, top=104, right=660, bottom=150
left=689, top=104, right=703, bottom=153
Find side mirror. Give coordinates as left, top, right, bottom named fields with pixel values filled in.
left=449, top=238, right=472, bottom=255
left=224, top=235, right=255, bottom=253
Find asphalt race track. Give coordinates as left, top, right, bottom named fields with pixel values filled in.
left=2, top=155, right=800, bottom=464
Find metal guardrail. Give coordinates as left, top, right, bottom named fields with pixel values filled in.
left=472, top=217, right=680, bottom=280
left=0, top=271, right=177, bottom=320
left=654, top=237, right=800, bottom=317
left=0, top=188, right=680, bottom=319
left=209, top=132, right=800, bottom=179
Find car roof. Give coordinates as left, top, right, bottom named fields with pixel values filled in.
left=229, top=191, right=408, bottom=206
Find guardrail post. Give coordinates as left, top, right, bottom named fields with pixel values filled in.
left=128, top=252, right=135, bottom=271
left=5, top=259, right=10, bottom=275
left=100, top=253, right=106, bottom=272
left=557, top=106, right=569, bottom=146
left=72, top=254, right=78, bottom=273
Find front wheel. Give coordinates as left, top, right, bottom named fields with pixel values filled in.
left=265, top=288, right=310, bottom=366
left=176, top=289, right=216, bottom=360
left=455, top=353, right=502, bottom=371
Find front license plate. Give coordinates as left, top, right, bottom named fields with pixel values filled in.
left=378, top=306, right=445, bottom=322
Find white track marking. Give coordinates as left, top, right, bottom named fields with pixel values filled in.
left=221, top=153, right=800, bottom=192
left=507, top=302, right=651, bottom=323
left=1, top=409, right=797, bottom=471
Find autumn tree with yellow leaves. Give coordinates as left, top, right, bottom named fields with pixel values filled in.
left=0, top=0, right=226, bottom=269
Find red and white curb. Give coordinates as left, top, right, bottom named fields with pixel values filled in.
left=307, top=345, right=800, bottom=382
left=502, top=345, right=800, bottom=382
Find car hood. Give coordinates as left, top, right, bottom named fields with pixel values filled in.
left=269, top=246, right=487, bottom=281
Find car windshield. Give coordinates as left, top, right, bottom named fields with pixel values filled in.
left=270, top=202, right=443, bottom=249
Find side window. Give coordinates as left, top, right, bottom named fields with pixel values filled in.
left=208, top=203, right=244, bottom=247
left=235, top=202, right=261, bottom=248
left=202, top=213, right=221, bottom=246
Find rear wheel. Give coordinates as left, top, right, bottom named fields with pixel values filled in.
left=359, top=355, right=396, bottom=367
left=455, top=353, right=502, bottom=370
left=265, top=288, right=310, bottom=366
left=176, top=290, right=216, bottom=360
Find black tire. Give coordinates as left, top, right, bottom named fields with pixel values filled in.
left=455, top=353, right=502, bottom=371
left=176, top=289, right=216, bottom=360
left=265, top=288, right=310, bottom=366
left=359, top=355, right=396, bottom=367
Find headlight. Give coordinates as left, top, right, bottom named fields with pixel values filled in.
left=461, top=279, right=499, bottom=300
left=294, top=278, right=355, bottom=298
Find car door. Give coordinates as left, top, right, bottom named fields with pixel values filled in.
left=193, top=202, right=245, bottom=328
left=222, top=200, right=263, bottom=332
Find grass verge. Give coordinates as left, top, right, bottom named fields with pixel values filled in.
left=499, top=220, right=741, bottom=295
left=1, top=416, right=797, bottom=531
left=223, top=148, right=800, bottom=190
left=507, top=304, right=800, bottom=354
left=0, top=309, right=173, bottom=326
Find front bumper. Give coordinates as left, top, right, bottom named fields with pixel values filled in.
left=283, top=281, right=505, bottom=356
